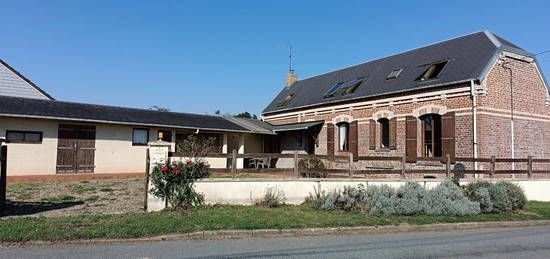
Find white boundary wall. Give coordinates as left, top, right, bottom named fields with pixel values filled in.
left=147, top=178, right=550, bottom=211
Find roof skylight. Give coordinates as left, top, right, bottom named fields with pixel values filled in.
left=386, top=68, right=403, bottom=79
left=417, top=61, right=448, bottom=81
left=324, top=82, right=344, bottom=98
left=341, top=77, right=364, bottom=95
left=277, top=94, right=295, bottom=107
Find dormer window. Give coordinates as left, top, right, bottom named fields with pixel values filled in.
left=277, top=94, right=295, bottom=107
left=417, top=61, right=448, bottom=81
left=387, top=68, right=403, bottom=79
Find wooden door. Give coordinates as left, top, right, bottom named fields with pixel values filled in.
left=56, top=124, right=96, bottom=174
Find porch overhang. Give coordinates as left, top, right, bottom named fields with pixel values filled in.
left=272, top=120, right=325, bottom=133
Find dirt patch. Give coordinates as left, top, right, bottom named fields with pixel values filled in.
left=2, top=178, right=145, bottom=218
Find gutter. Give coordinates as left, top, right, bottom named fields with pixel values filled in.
left=0, top=113, right=255, bottom=134
left=273, top=127, right=314, bottom=133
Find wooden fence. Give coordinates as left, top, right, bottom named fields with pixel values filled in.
left=170, top=150, right=550, bottom=179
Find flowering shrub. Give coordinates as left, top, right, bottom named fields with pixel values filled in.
left=465, top=181, right=526, bottom=213
left=309, top=180, right=481, bottom=216
left=321, top=185, right=366, bottom=211
left=149, top=160, right=210, bottom=209
left=423, top=180, right=481, bottom=216
left=392, top=182, right=427, bottom=215
left=364, top=184, right=397, bottom=215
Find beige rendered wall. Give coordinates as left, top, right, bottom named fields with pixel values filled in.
left=94, top=123, right=154, bottom=174
left=0, top=117, right=58, bottom=175
left=0, top=116, right=158, bottom=175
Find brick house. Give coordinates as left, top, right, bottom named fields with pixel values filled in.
left=261, top=31, right=550, bottom=172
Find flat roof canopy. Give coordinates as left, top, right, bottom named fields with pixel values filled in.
left=272, top=120, right=324, bottom=132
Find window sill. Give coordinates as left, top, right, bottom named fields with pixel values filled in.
left=132, top=143, right=148, bottom=146
left=375, top=148, right=391, bottom=153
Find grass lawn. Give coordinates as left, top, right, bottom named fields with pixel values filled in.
left=1, top=201, right=550, bottom=243
left=4, top=178, right=144, bottom=217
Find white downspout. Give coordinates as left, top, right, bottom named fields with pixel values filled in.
left=511, top=117, right=515, bottom=174
left=470, top=80, right=479, bottom=178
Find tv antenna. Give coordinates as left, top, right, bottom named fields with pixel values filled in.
left=273, top=43, right=294, bottom=73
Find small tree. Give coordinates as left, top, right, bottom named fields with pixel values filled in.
left=149, top=136, right=212, bottom=209
left=176, top=135, right=220, bottom=161
left=234, top=112, right=258, bottom=120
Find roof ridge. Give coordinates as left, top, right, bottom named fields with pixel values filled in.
left=290, top=30, right=491, bottom=84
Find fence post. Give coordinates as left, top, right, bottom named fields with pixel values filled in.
left=231, top=149, right=237, bottom=178
left=528, top=155, right=533, bottom=179
left=446, top=154, right=451, bottom=178
left=348, top=152, right=354, bottom=178
left=293, top=151, right=299, bottom=178
left=401, top=153, right=406, bottom=179
left=490, top=155, right=496, bottom=178
left=144, top=148, right=150, bottom=211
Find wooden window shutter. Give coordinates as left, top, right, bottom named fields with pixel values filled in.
left=369, top=119, right=376, bottom=150
left=405, top=116, right=417, bottom=157
left=441, top=112, right=456, bottom=161
left=349, top=121, right=359, bottom=160
left=326, top=123, right=334, bottom=156
left=389, top=117, right=397, bottom=150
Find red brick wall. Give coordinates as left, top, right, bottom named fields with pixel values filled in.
left=476, top=56, right=550, bottom=171
left=266, top=88, right=473, bottom=159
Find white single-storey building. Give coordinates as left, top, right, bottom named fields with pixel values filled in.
left=0, top=59, right=293, bottom=177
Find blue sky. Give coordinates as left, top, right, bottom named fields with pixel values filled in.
left=2, top=0, right=549, bottom=116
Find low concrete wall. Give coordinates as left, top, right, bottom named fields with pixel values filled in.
left=147, top=178, right=550, bottom=211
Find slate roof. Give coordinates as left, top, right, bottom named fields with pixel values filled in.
left=262, top=31, right=537, bottom=115
left=0, top=59, right=54, bottom=100
left=0, top=95, right=252, bottom=133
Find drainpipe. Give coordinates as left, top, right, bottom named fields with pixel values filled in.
left=470, top=80, right=479, bottom=177
left=502, top=61, right=515, bottom=177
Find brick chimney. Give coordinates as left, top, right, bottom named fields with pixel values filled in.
left=286, top=71, right=297, bottom=88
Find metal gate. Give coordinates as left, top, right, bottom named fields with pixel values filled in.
left=0, top=144, right=7, bottom=212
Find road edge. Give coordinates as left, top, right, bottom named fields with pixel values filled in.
left=4, top=219, right=550, bottom=248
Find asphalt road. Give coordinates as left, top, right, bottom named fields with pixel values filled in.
left=2, top=226, right=550, bottom=259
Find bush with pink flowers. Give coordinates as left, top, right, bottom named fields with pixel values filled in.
left=149, top=160, right=210, bottom=209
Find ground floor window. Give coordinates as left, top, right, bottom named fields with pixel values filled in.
left=6, top=130, right=42, bottom=143
left=338, top=122, right=349, bottom=151
left=420, top=114, right=441, bottom=157
left=378, top=118, right=390, bottom=148
left=132, top=128, right=149, bottom=145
